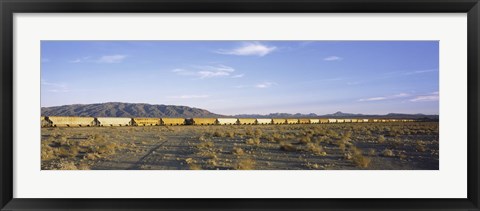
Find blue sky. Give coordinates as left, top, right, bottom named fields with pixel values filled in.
left=41, top=41, right=439, bottom=115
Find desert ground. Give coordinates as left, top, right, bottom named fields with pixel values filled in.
left=41, top=122, right=439, bottom=170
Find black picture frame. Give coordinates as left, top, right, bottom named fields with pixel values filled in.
left=1, top=0, right=479, bottom=210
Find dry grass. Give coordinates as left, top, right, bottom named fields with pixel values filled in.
left=254, top=129, right=263, bottom=137
left=226, top=131, right=235, bottom=138
left=213, top=130, right=225, bottom=138
left=382, top=149, right=395, bottom=157
left=232, top=147, right=245, bottom=155
left=368, top=149, right=376, bottom=156
left=246, top=137, right=260, bottom=146
left=280, top=142, right=297, bottom=152
left=377, top=135, right=386, bottom=144
left=235, top=158, right=256, bottom=170
left=41, top=133, right=123, bottom=170
left=42, top=122, right=439, bottom=170
left=415, top=140, right=426, bottom=152
left=353, top=153, right=371, bottom=168
left=299, top=135, right=312, bottom=144
left=197, top=141, right=214, bottom=149
left=306, top=143, right=327, bottom=156
left=349, top=147, right=370, bottom=168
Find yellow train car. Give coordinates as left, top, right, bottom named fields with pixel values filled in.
left=48, top=116, right=96, bottom=127
left=272, top=119, right=287, bottom=124
left=328, top=119, right=337, bottom=123
left=286, top=119, right=298, bottom=124
left=161, top=118, right=186, bottom=126
left=133, top=118, right=161, bottom=126
left=336, top=119, right=345, bottom=123
left=320, top=119, right=329, bottom=124
left=352, top=119, right=358, bottom=123
left=298, top=119, right=310, bottom=124
left=193, top=118, right=217, bottom=125
left=238, top=118, right=256, bottom=125
left=344, top=119, right=352, bottom=123
left=310, top=119, right=320, bottom=124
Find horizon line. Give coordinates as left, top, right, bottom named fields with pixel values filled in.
left=41, top=102, right=439, bottom=116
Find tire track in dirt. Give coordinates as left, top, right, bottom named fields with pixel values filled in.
left=127, top=139, right=169, bottom=170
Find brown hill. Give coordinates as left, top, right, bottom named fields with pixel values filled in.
left=41, top=102, right=223, bottom=118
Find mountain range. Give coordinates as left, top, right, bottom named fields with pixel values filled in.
left=41, top=102, right=439, bottom=119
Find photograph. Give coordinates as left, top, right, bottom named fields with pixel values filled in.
left=40, top=41, right=439, bottom=170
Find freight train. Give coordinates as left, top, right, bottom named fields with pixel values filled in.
left=40, top=116, right=416, bottom=127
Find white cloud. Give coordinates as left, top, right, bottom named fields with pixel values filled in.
left=172, top=64, right=241, bottom=79
left=409, top=92, right=439, bottom=102
left=168, top=95, right=209, bottom=99
left=216, top=42, right=277, bottom=57
left=97, top=55, right=127, bottom=63
left=172, top=68, right=186, bottom=73
left=405, top=69, right=438, bottom=75
left=392, top=93, right=409, bottom=98
left=359, top=97, right=387, bottom=102
left=69, top=55, right=127, bottom=63
left=198, top=71, right=230, bottom=78
left=69, top=56, right=92, bottom=63
left=323, top=56, right=343, bottom=61
left=235, top=81, right=277, bottom=89
left=255, top=82, right=275, bottom=88
left=358, top=93, right=410, bottom=102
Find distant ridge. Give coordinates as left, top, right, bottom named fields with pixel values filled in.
left=41, top=102, right=224, bottom=118
left=41, top=103, right=439, bottom=120
left=233, top=111, right=438, bottom=120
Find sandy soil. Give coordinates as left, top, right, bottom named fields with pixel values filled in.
left=41, top=122, right=439, bottom=170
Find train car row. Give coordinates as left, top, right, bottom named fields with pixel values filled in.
left=41, top=116, right=416, bottom=127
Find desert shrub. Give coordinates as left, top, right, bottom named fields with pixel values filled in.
left=382, top=149, right=395, bottom=157
left=280, top=142, right=297, bottom=152
left=264, top=135, right=275, bottom=142
left=206, top=159, right=218, bottom=167
left=58, top=161, right=78, bottom=170
left=245, top=129, right=254, bottom=136
left=340, top=131, right=352, bottom=142
left=213, top=130, right=225, bottom=137
left=377, top=135, right=385, bottom=144
left=246, top=137, right=260, bottom=146
left=353, top=153, right=371, bottom=168
left=334, top=138, right=347, bottom=151
left=415, top=140, right=426, bottom=152
left=189, top=163, right=202, bottom=170
left=235, top=158, right=256, bottom=170
left=254, top=129, right=263, bottom=137
left=347, top=146, right=371, bottom=168
left=368, top=149, right=376, bottom=156
left=226, top=131, right=235, bottom=138
left=57, top=145, right=79, bottom=158
left=77, top=162, right=90, bottom=170
left=197, top=141, right=214, bottom=149
left=299, top=135, right=312, bottom=144
left=232, top=147, right=245, bottom=155
left=306, top=143, right=326, bottom=156
left=326, top=130, right=339, bottom=139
